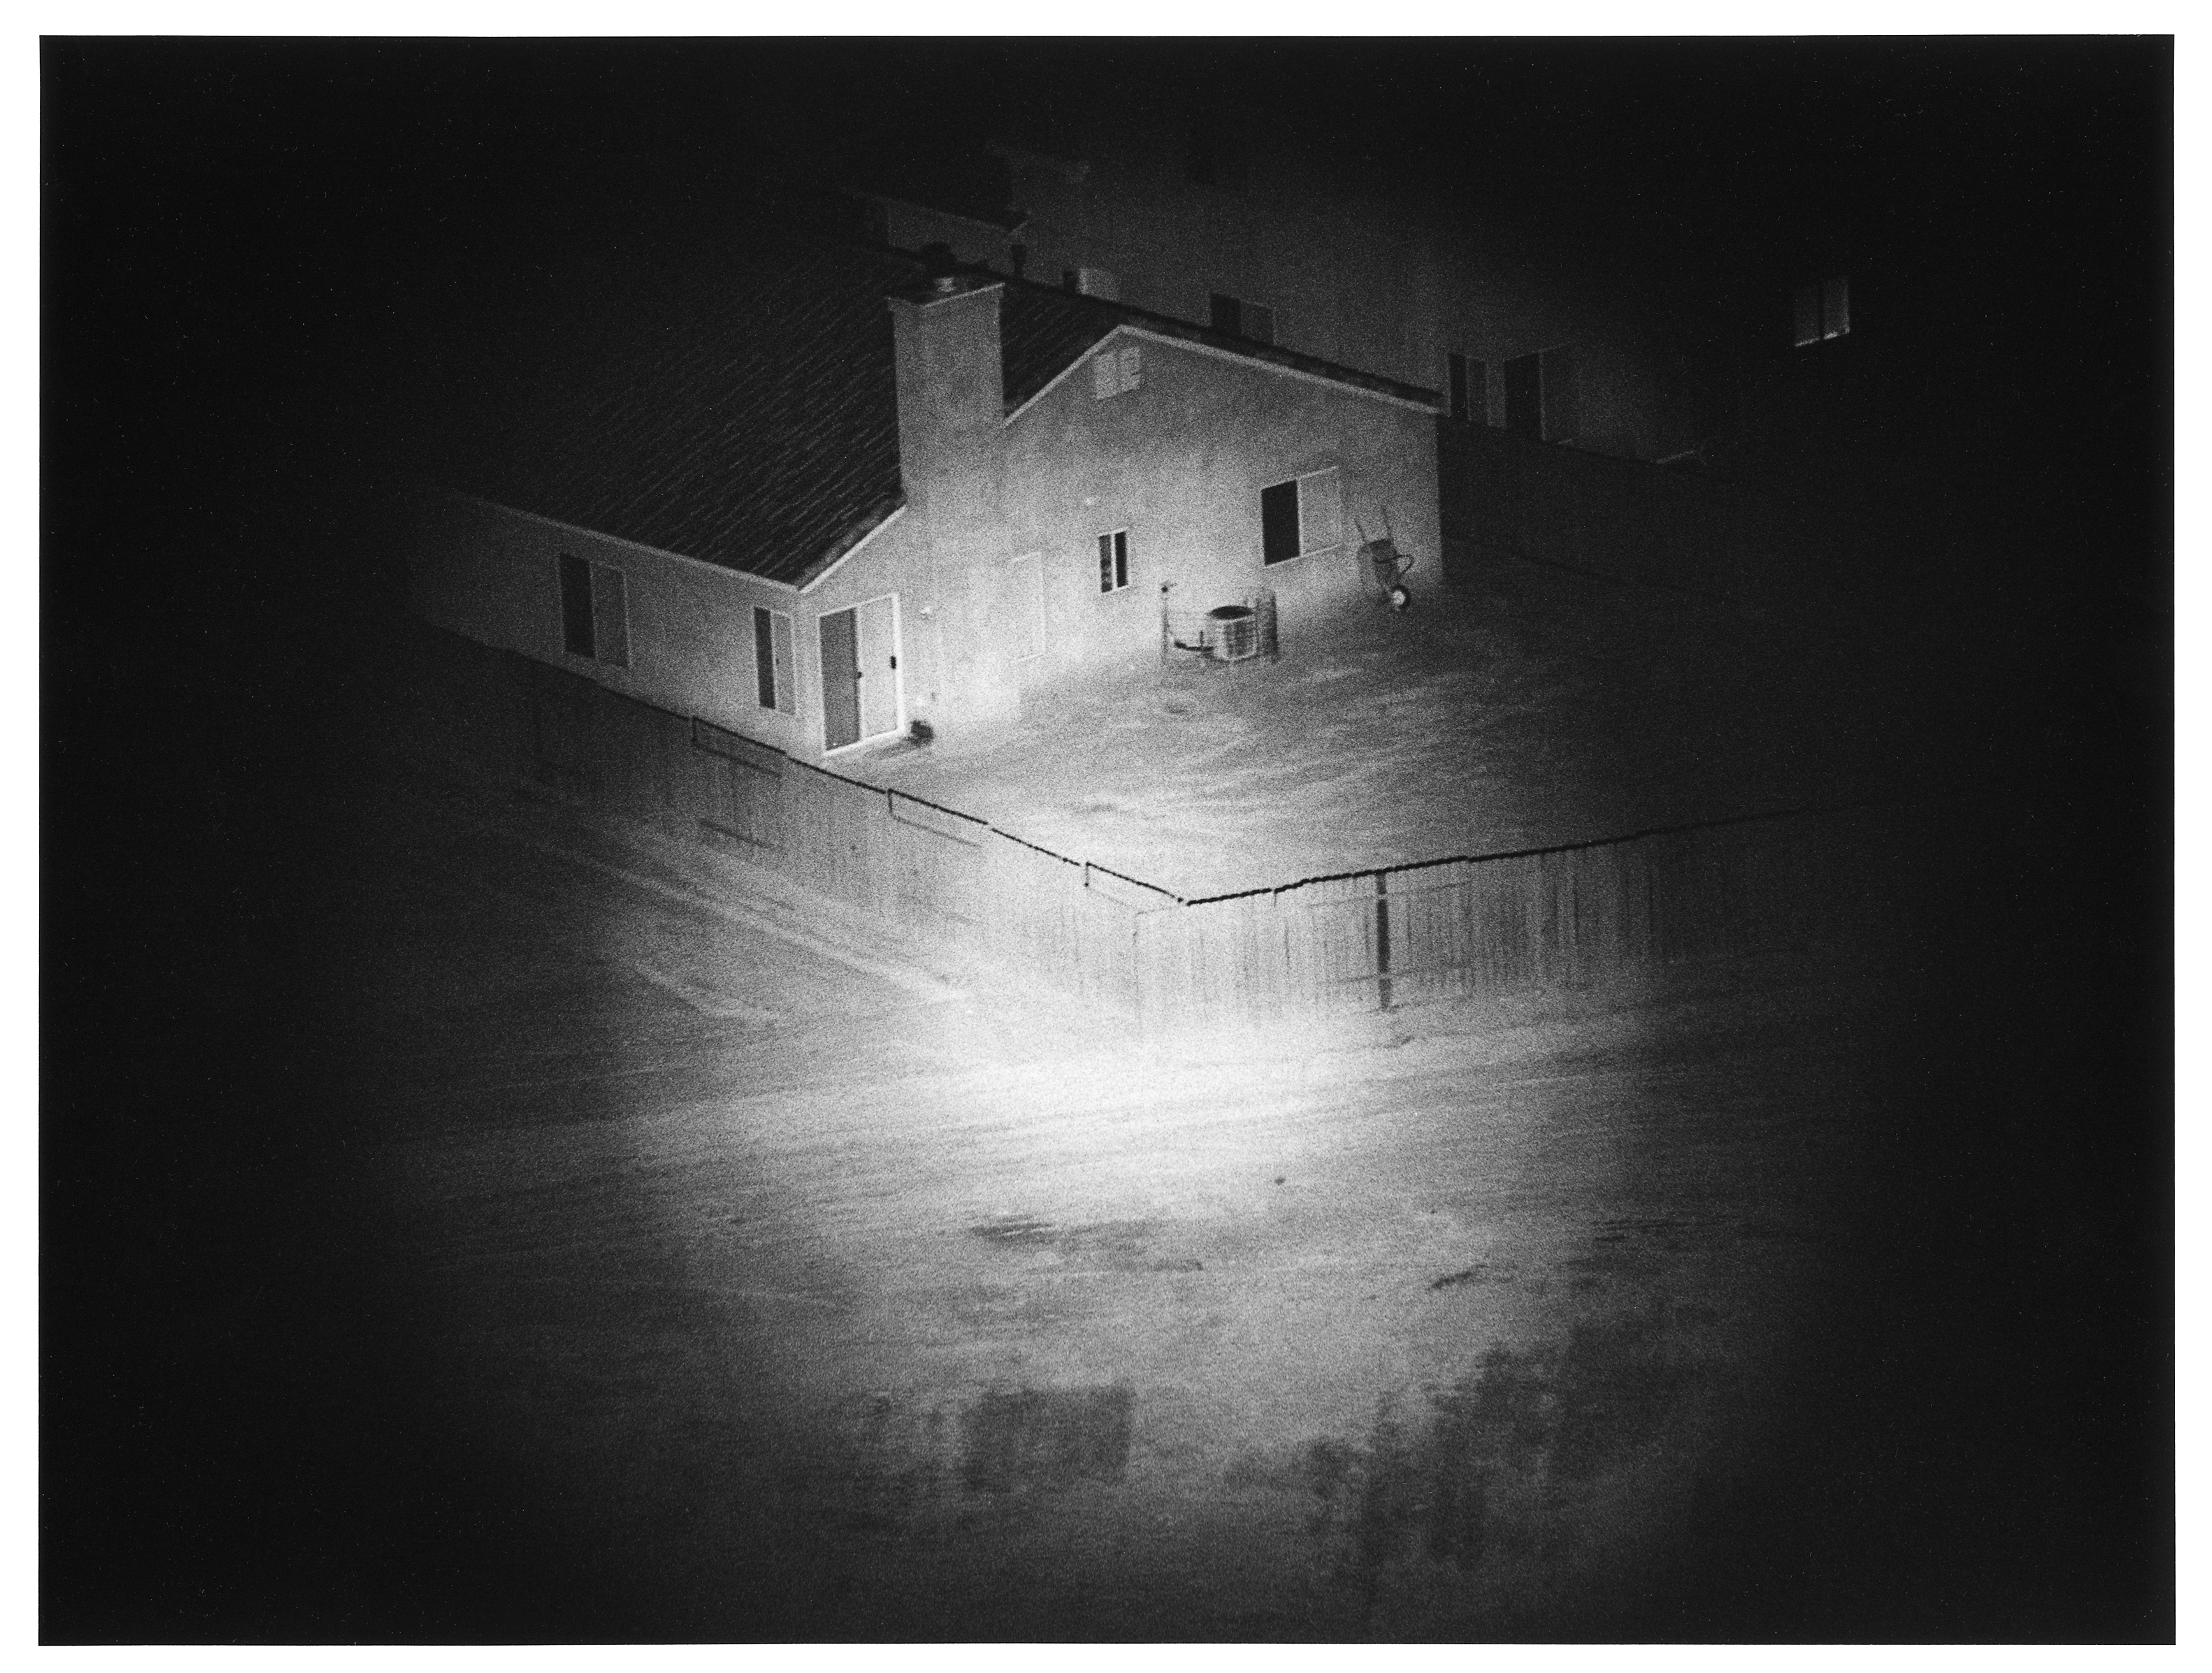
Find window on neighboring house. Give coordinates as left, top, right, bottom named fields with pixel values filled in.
left=1449, top=352, right=1488, bottom=423
left=753, top=605, right=795, bottom=714
left=559, top=553, right=630, bottom=667
left=1260, top=467, right=1343, bottom=566
left=1503, top=347, right=1578, bottom=442
left=1795, top=275, right=1851, bottom=346
left=1093, top=342, right=1143, bottom=398
left=1097, top=529, right=1130, bottom=593
left=1209, top=293, right=1242, bottom=336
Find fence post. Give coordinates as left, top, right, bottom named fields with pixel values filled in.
left=1375, top=871, right=1393, bottom=1012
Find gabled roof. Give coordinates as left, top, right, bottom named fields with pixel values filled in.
left=456, top=233, right=917, bottom=586
left=449, top=222, right=1438, bottom=587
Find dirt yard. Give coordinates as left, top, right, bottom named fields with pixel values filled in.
left=309, top=758, right=1900, bottom=1639
left=846, top=555, right=1919, bottom=897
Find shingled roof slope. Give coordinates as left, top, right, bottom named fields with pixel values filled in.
left=449, top=222, right=1438, bottom=586
left=458, top=233, right=920, bottom=586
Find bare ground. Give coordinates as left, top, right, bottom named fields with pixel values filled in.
left=848, top=556, right=1918, bottom=897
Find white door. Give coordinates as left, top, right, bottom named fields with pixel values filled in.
left=854, top=593, right=900, bottom=742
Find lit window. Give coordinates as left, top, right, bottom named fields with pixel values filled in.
left=753, top=605, right=795, bottom=714
left=1260, top=468, right=1342, bottom=565
left=1097, top=529, right=1130, bottom=593
left=558, top=553, right=630, bottom=667
left=1795, top=275, right=1851, bottom=346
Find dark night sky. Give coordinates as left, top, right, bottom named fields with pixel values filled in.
left=40, top=36, right=2171, bottom=1642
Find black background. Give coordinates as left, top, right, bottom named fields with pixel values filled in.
left=41, top=37, right=2171, bottom=1641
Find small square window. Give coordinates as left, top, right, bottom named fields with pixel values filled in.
left=1097, top=529, right=1129, bottom=593
left=1093, top=342, right=1144, bottom=400
left=1261, top=468, right=1342, bottom=565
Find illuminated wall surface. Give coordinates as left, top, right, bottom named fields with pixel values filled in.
left=43, top=38, right=2169, bottom=1644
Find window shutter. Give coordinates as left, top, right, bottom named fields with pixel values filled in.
left=560, top=553, right=595, bottom=658
left=1298, top=468, right=1342, bottom=554
left=1261, top=480, right=1301, bottom=565
left=1099, top=532, right=1117, bottom=593
left=770, top=611, right=795, bottom=714
left=753, top=607, right=779, bottom=709
left=591, top=563, right=630, bottom=667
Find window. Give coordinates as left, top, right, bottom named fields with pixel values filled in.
left=1449, top=352, right=1488, bottom=423
left=558, top=553, right=630, bottom=667
left=1097, top=529, right=1130, bottom=593
left=1260, top=468, right=1343, bottom=566
left=753, top=605, right=795, bottom=714
left=1503, top=347, right=1577, bottom=442
left=1795, top=275, right=1851, bottom=346
left=1209, top=293, right=1242, bottom=336
left=1093, top=342, right=1143, bottom=399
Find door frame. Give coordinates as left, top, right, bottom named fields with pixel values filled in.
left=818, top=591, right=904, bottom=754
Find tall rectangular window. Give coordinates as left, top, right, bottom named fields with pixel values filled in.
left=1449, top=353, right=1488, bottom=423
left=1504, top=349, right=1576, bottom=442
left=1261, top=468, right=1342, bottom=565
left=753, top=605, right=795, bottom=714
left=560, top=554, right=629, bottom=665
left=1097, top=529, right=1129, bottom=593
left=1794, top=275, right=1851, bottom=346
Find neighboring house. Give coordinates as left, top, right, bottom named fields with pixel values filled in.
left=852, top=95, right=1699, bottom=465
left=409, top=228, right=1440, bottom=760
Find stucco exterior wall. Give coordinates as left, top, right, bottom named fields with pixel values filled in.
left=992, top=327, right=1440, bottom=695
left=410, top=491, right=938, bottom=762
left=412, top=290, right=1440, bottom=755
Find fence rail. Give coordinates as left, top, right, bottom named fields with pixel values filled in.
left=414, top=627, right=1913, bottom=1034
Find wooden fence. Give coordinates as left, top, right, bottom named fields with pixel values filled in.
left=409, top=628, right=1911, bottom=1034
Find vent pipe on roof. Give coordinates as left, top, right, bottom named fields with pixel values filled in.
left=920, top=241, right=960, bottom=293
